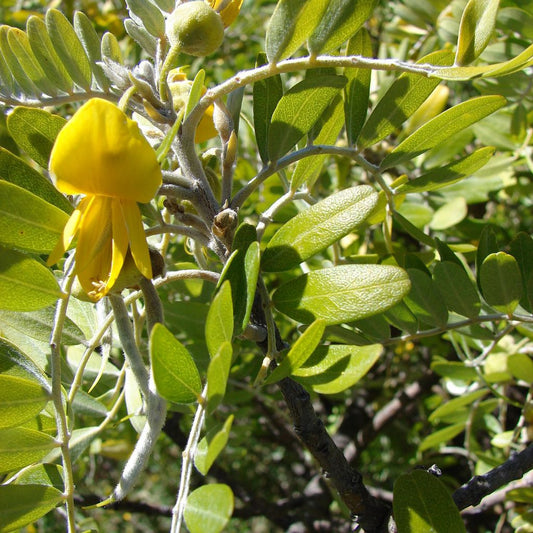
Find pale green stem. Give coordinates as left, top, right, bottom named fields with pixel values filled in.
left=171, top=385, right=208, bottom=533
left=49, top=263, right=77, bottom=533
left=158, top=43, right=182, bottom=103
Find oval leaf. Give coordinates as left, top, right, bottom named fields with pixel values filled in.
left=184, top=484, right=234, bottom=533
left=195, top=415, right=234, bottom=476
left=480, top=252, right=522, bottom=314
left=405, top=268, right=448, bottom=328
left=205, top=281, right=234, bottom=359
left=0, top=247, right=64, bottom=311
left=268, top=75, right=347, bottom=161
left=0, top=181, right=69, bottom=254
left=206, top=341, right=233, bottom=413
left=150, top=323, right=202, bottom=403
left=272, top=264, right=411, bottom=325
left=262, top=185, right=378, bottom=272
left=393, top=470, right=467, bottom=533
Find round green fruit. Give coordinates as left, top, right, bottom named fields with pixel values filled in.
left=166, top=1, right=224, bottom=57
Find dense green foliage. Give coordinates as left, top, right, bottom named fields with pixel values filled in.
left=0, top=0, right=532, bottom=532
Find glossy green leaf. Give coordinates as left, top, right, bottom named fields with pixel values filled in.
left=0, top=247, right=64, bottom=311
left=265, top=0, right=327, bottom=62
left=404, top=268, right=448, bottom=328
left=7, top=28, right=57, bottom=97
left=218, top=225, right=260, bottom=335
left=150, top=323, right=202, bottom=404
left=293, top=343, right=382, bottom=394
left=195, top=415, right=234, bottom=475
left=206, top=281, right=233, bottom=359
left=393, top=211, right=436, bottom=248
left=419, top=422, right=465, bottom=452
left=207, top=342, right=233, bottom=413
left=344, top=29, right=372, bottom=146
left=509, top=232, right=533, bottom=312
left=455, top=0, right=500, bottom=66
left=124, top=19, right=157, bottom=57
left=291, top=94, right=345, bottom=190
left=431, top=360, right=478, bottom=382
left=433, top=262, right=480, bottom=318
left=126, top=0, right=165, bottom=38
left=0, top=181, right=68, bottom=254
left=480, top=252, right=522, bottom=314
left=184, top=484, right=234, bottom=533
left=46, top=9, right=92, bottom=90
left=394, top=470, right=467, bottom=532
left=27, top=16, right=73, bottom=93
left=0, top=427, right=57, bottom=473
left=73, top=11, right=110, bottom=91
left=308, top=0, right=377, bottom=55
left=0, top=147, right=71, bottom=213
left=358, top=50, right=453, bottom=149
left=0, top=375, right=49, bottom=428
left=262, top=185, right=378, bottom=271
left=0, top=484, right=63, bottom=532
left=384, top=301, right=419, bottom=334
left=253, top=53, right=283, bottom=164
left=265, top=319, right=325, bottom=385
left=7, top=107, right=65, bottom=169
left=429, top=389, right=487, bottom=424
left=272, top=264, right=411, bottom=325
left=508, top=353, right=533, bottom=384
left=381, top=95, right=505, bottom=169
left=476, top=225, right=499, bottom=287
left=0, top=26, right=38, bottom=97
left=395, top=146, right=494, bottom=194
left=268, top=75, right=347, bottom=161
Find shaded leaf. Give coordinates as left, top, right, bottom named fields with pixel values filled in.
left=480, top=252, right=522, bottom=314
left=429, top=389, right=487, bottom=424
left=195, top=415, right=234, bottom=475
left=272, top=264, right=411, bottom=325
left=418, top=422, right=465, bottom=452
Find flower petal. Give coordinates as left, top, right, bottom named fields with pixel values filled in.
left=120, top=199, right=153, bottom=280
left=107, top=198, right=130, bottom=291
left=210, top=0, right=242, bottom=27
left=49, top=98, right=162, bottom=202
left=77, top=241, right=112, bottom=301
left=195, top=104, right=218, bottom=143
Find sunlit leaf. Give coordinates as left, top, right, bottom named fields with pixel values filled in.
left=206, top=281, right=233, bottom=359
left=195, top=415, right=234, bottom=475
left=418, top=422, right=465, bottom=452
left=206, top=342, right=233, bottom=413
left=184, top=484, right=234, bottom=533
left=0, top=375, right=49, bottom=428
left=126, top=0, right=165, bottom=38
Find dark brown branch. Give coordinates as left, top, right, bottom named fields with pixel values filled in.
left=453, top=443, right=533, bottom=510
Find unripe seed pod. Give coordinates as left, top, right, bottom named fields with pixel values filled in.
left=166, top=1, right=224, bottom=57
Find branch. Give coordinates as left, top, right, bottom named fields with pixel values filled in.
left=453, top=443, right=533, bottom=510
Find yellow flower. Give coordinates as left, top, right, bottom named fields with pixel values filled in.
left=208, top=0, right=243, bottom=27
left=167, top=68, right=218, bottom=144
left=47, top=98, right=162, bottom=301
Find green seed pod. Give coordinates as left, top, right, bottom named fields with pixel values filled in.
left=166, top=1, right=224, bottom=57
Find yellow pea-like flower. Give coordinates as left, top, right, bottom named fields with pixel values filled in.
left=208, top=0, right=243, bottom=27
left=47, top=98, right=162, bottom=301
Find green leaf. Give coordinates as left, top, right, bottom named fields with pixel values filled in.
left=0, top=147, right=72, bottom=213
left=126, top=0, right=165, bottom=38
left=344, top=28, right=372, bottom=146
left=218, top=225, right=260, bottom=335
left=358, top=50, right=453, bottom=149
left=124, top=19, right=157, bottom=57
left=150, top=323, right=202, bottom=403
left=268, top=75, right=347, bottom=161
left=455, top=0, right=500, bottom=66
left=404, top=268, right=449, bottom=328
left=480, top=252, right=522, bottom=314
left=45, top=9, right=92, bottom=90
left=195, top=415, right=234, bottom=475
left=429, top=389, right=487, bottom=424
left=27, top=16, right=74, bottom=94
left=0, top=484, right=63, bottom=532
left=384, top=301, right=419, bottom=334
left=509, top=232, right=533, bottom=312
left=0, top=375, right=49, bottom=429
left=185, top=69, right=206, bottom=120
left=291, top=93, right=345, bottom=190
left=395, top=146, right=494, bottom=194
left=0, top=181, right=68, bottom=254
left=393, top=470, right=467, bottom=532
left=265, top=0, right=328, bottom=63
left=307, top=0, right=377, bottom=55
left=431, top=360, right=478, bottom=382
left=0, top=339, right=49, bottom=388
left=7, top=28, right=57, bottom=97
left=264, top=319, right=325, bottom=385
left=184, top=484, right=234, bottom=533
left=418, top=422, right=465, bottom=452
left=13, top=463, right=64, bottom=490
left=381, top=95, right=506, bottom=170
left=393, top=211, right=436, bottom=249
left=206, top=342, right=233, bottom=413
left=253, top=53, right=283, bottom=164
left=0, top=427, right=57, bottom=473
left=0, top=247, right=64, bottom=311
left=73, top=11, right=110, bottom=91
left=7, top=107, right=66, bottom=169
left=293, top=343, right=382, bottom=394
left=0, top=31, right=15, bottom=95
left=429, top=196, right=468, bottom=230
left=101, top=32, right=123, bottom=64
left=433, top=262, right=480, bottom=318
left=262, top=185, right=378, bottom=272
left=0, top=26, right=39, bottom=97
left=272, top=264, right=411, bottom=325
left=206, top=281, right=233, bottom=359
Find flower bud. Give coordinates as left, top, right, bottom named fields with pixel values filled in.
left=166, top=1, right=224, bottom=57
